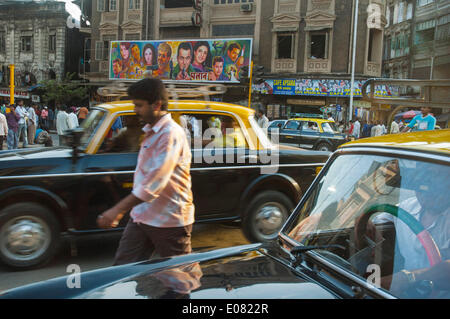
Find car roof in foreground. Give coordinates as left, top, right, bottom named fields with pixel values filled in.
left=340, top=129, right=450, bottom=156
left=96, top=100, right=256, bottom=118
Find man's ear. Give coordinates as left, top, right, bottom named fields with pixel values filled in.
left=153, top=100, right=163, bottom=111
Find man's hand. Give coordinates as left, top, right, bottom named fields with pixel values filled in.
left=97, top=206, right=124, bottom=229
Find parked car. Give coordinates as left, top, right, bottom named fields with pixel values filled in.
left=2, top=129, right=448, bottom=299
left=269, top=117, right=349, bottom=152
left=0, top=100, right=329, bottom=269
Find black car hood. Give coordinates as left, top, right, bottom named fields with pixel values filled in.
left=1, top=244, right=336, bottom=299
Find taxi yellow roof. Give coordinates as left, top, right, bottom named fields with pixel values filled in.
left=96, top=99, right=255, bottom=117
left=290, top=118, right=334, bottom=124
left=341, top=129, right=450, bottom=155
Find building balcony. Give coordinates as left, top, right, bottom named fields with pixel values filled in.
left=305, top=58, right=331, bottom=73
left=273, top=59, right=297, bottom=73
left=365, top=61, right=381, bottom=77
left=160, top=7, right=195, bottom=27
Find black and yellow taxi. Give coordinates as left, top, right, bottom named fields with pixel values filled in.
left=270, top=116, right=348, bottom=152
left=0, top=98, right=329, bottom=269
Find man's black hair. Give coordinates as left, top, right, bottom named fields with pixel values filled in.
left=127, top=78, right=169, bottom=111
left=177, top=42, right=193, bottom=57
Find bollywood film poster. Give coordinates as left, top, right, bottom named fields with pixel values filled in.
left=252, top=79, right=399, bottom=98
left=110, top=38, right=253, bottom=83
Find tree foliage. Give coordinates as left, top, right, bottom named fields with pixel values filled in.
left=40, top=72, right=88, bottom=106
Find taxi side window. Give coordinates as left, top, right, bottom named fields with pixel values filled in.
left=285, top=120, right=300, bottom=130
left=100, top=115, right=143, bottom=153
left=302, top=121, right=319, bottom=132
left=178, top=113, right=248, bottom=150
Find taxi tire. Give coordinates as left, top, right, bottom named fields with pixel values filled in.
left=316, top=142, right=332, bottom=152
left=242, top=191, right=293, bottom=243
left=0, top=202, right=61, bottom=270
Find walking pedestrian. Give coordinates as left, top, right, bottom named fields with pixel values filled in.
left=48, top=107, right=54, bottom=130
left=0, top=109, right=7, bottom=150
left=97, top=78, right=195, bottom=265
left=6, top=105, right=20, bottom=150
left=352, top=117, right=361, bottom=139
left=255, top=107, right=269, bottom=131
left=15, top=100, right=28, bottom=148
left=390, top=119, right=400, bottom=134
left=67, top=106, right=79, bottom=129
left=402, top=107, right=436, bottom=132
left=41, top=106, right=49, bottom=130
left=56, top=106, right=69, bottom=145
left=26, top=104, right=37, bottom=145
left=78, top=105, right=89, bottom=126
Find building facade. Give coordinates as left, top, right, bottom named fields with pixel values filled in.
left=0, top=0, right=86, bottom=104
left=83, top=0, right=389, bottom=121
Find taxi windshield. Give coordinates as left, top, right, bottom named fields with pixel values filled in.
left=283, top=154, right=450, bottom=299
left=79, top=109, right=107, bottom=150
left=322, top=122, right=339, bottom=134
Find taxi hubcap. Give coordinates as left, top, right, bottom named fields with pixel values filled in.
left=254, top=202, right=286, bottom=240
left=1, top=216, right=50, bottom=261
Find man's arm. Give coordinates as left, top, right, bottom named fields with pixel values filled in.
left=402, top=116, right=417, bottom=132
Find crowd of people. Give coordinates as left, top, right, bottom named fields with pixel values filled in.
left=335, top=107, right=437, bottom=140
left=0, top=100, right=90, bottom=150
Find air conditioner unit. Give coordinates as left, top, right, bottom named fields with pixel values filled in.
left=240, top=3, right=253, bottom=12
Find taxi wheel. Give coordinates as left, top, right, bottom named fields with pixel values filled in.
left=242, top=191, right=293, bottom=243
left=316, top=143, right=332, bottom=152
left=0, top=202, right=61, bottom=269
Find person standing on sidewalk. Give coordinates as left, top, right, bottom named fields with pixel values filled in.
left=6, top=105, right=20, bottom=150
left=97, top=78, right=195, bottom=265
left=0, top=109, right=7, bottom=150
left=56, top=106, right=70, bottom=146
left=26, top=104, right=37, bottom=145
left=15, top=100, right=28, bottom=148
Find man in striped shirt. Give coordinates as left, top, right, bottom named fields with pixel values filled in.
left=97, top=78, right=194, bottom=265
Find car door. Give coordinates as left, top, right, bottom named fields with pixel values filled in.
left=76, top=114, right=142, bottom=231
left=279, top=120, right=301, bottom=146
left=298, top=121, right=321, bottom=149
left=176, top=112, right=260, bottom=220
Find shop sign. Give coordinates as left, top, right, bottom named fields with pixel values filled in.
left=0, top=89, right=30, bottom=99
left=253, top=79, right=399, bottom=98
left=287, top=98, right=325, bottom=106
left=353, top=100, right=372, bottom=108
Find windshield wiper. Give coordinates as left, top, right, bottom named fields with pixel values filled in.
left=291, top=244, right=345, bottom=267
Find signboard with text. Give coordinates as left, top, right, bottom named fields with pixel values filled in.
left=253, top=79, right=398, bottom=98
left=110, top=38, right=252, bottom=83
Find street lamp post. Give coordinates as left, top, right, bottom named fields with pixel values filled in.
left=349, top=0, right=359, bottom=122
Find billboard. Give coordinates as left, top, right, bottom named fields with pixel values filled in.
left=252, top=79, right=399, bottom=98
left=109, top=38, right=253, bottom=83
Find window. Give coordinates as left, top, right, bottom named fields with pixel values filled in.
left=212, top=24, right=255, bottom=36
left=99, top=115, right=143, bottom=153
left=21, top=36, right=33, bottom=52
left=417, top=0, right=434, bottom=7
left=284, top=120, right=300, bottom=130
left=95, top=37, right=111, bottom=60
left=0, top=32, right=5, bottom=52
left=49, top=34, right=56, bottom=52
left=163, top=0, right=195, bottom=8
left=406, top=3, right=413, bottom=20
left=178, top=113, right=248, bottom=150
left=276, top=34, right=294, bottom=59
left=214, top=0, right=254, bottom=4
left=309, top=31, right=328, bottom=59
left=128, top=0, right=140, bottom=9
left=109, top=0, right=117, bottom=11
left=97, top=0, right=105, bottom=11
left=301, top=121, right=319, bottom=132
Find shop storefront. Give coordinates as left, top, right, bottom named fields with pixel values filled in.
left=0, top=88, right=31, bottom=104
left=253, top=78, right=398, bottom=122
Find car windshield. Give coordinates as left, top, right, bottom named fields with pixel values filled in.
left=79, top=109, right=107, bottom=150
left=283, top=153, right=450, bottom=299
left=322, top=122, right=339, bottom=134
